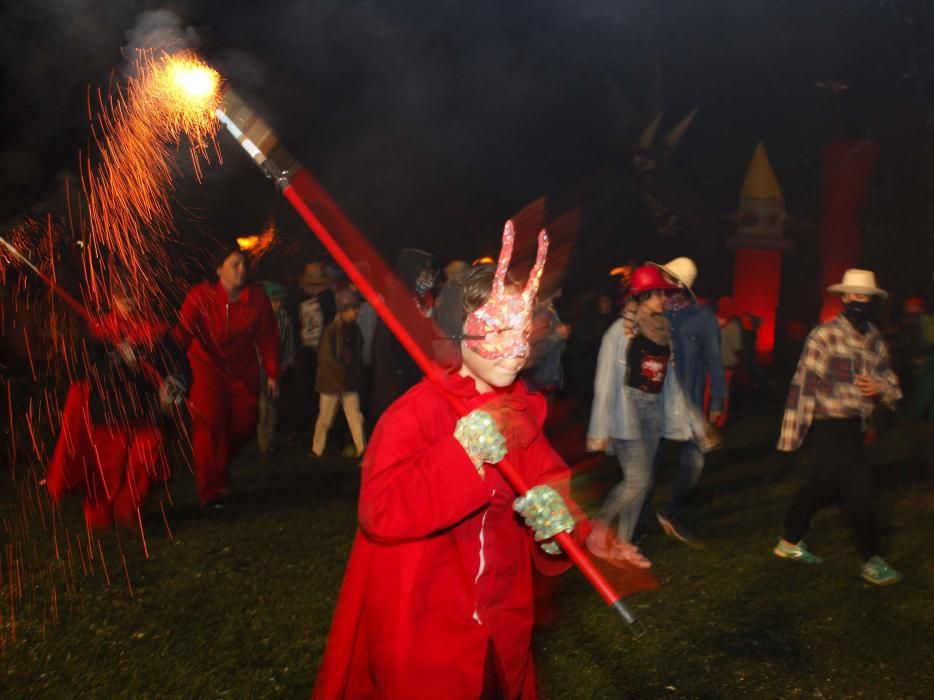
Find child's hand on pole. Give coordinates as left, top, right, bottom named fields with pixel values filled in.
left=514, top=485, right=575, bottom=554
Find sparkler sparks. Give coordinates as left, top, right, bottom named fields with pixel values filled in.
left=82, top=50, right=222, bottom=309
left=1, top=49, right=224, bottom=645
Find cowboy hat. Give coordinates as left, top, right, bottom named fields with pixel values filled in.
left=649, top=257, right=698, bottom=301
left=301, top=262, right=332, bottom=284
left=827, top=269, right=887, bottom=298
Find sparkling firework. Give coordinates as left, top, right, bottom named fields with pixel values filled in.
left=82, top=50, right=221, bottom=307
left=1, top=50, right=218, bottom=644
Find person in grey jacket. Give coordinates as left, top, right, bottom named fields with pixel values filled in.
left=586, top=266, right=704, bottom=569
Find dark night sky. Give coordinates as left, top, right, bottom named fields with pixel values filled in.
left=2, top=1, right=933, bottom=300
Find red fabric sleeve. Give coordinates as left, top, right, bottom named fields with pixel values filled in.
left=255, top=290, right=281, bottom=382
left=172, top=285, right=202, bottom=350
left=358, top=407, right=491, bottom=543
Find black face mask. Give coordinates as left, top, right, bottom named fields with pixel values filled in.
left=843, top=300, right=872, bottom=332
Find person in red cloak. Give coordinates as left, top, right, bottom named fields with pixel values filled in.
left=312, top=223, right=591, bottom=700
left=47, top=280, right=190, bottom=530
left=173, top=244, right=280, bottom=507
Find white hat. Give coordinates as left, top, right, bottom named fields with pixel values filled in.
left=649, top=257, right=698, bottom=300
left=827, top=269, right=887, bottom=299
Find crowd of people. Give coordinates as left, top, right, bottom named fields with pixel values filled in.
left=38, top=223, right=933, bottom=699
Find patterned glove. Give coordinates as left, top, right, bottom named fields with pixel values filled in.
left=454, top=409, right=507, bottom=477
left=513, top=485, right=575, bottom=554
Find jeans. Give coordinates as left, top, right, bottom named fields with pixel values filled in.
left=596, top=389, right=663, bottom=541
left=665, top=441, right=705, bottom=516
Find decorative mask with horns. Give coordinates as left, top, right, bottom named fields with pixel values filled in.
left=463, top=220, right=548, bottom=360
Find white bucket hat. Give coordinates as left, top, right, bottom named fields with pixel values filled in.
left=649, top=257, right=698, bottom=301
left=827, top=269, right=887, bottom=299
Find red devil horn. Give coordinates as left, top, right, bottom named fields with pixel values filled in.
left=492, top=220, right=515, bottom=296
left=522, top=229, right=549, bottom=303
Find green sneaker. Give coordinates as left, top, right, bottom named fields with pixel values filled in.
left=861, top=556, right=903, bottom=586
left=773, top=539, right=823, bottom=564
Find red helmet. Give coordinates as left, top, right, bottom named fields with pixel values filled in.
left=628, top=265, right=679, bottom=297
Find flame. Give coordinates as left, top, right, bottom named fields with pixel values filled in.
left=236, top=219, right=276, bottom=260
left=472, top=256, right=495, bottom=265
left=168, top=61, right=218, bottom=102
left=609, top=265, right=632, bottom=277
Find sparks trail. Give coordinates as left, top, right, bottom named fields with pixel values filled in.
left=81, top=49, right=221, bottom=311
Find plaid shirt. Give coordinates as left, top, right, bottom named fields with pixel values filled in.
left=777, top=314, right=901, bottom=451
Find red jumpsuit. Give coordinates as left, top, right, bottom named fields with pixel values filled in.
left=47, top=313, right=176, bottom=530
left=174, top=281, right=279, bottom=504
left=311, top=370, right=589, bottom=700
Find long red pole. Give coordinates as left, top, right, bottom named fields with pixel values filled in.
left=0, top=236, right=92, bottom=324
left=214, top=91, right=642, bottom=629
left=279, top=171, right=641, bottom=630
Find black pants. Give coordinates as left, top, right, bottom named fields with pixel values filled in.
left=783, top=418, right=877, bottom=561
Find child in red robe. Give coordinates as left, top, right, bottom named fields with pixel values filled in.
left=312, top=223, right=590, bottom=700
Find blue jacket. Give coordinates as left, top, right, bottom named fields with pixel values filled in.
left=667, top=304, right=727, bottom=414
left=588, top=319, right=705, bottom=443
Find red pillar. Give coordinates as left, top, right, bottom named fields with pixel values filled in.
left=732, top=248, right=782, bottom=362
left=818, top=139, right=878, bottom=321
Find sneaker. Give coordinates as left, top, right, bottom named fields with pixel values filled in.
left=610, top=542, right=653, bottom=569
left=861, top=556, right=903, bottom=586
left=773, top=538, right=823, bottom=564
left=657, top=508, right=699, bottom=546
left=203, top=498, right=226, bottom=513
left=586, top=521, right=612, bottom=560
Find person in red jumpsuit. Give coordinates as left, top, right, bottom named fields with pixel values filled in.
left=312, top=223, right=590, bottom=700
left=47, top=280, right=190, bottom=530
left=174, top=244, right=280, bottom=507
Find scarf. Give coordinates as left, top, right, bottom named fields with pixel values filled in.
left=664, top=290, right=692, bottom=313
left=635, top=302, right=670, bottom=346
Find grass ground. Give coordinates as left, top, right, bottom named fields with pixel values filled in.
left=1, top=403, right=932, bottom=699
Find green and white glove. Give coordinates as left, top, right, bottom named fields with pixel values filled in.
left=513, top=485, right=574, bottom=555
left=454, top=409, right=507, bottom=476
